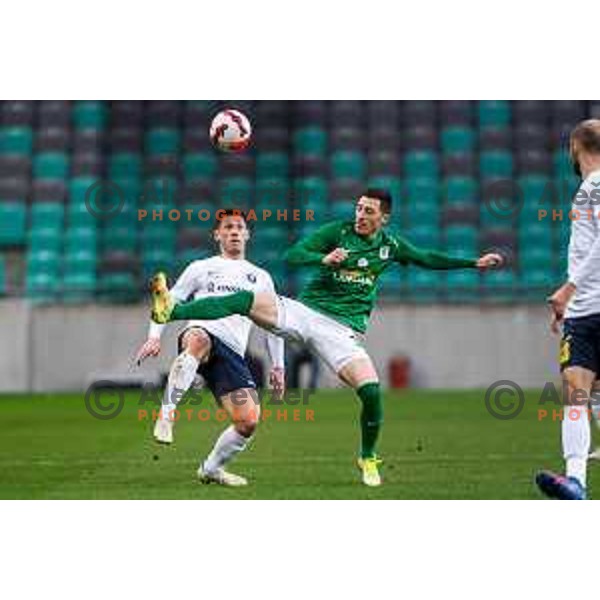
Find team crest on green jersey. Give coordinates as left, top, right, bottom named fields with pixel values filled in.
left=380, top=246, right=390, bottom=260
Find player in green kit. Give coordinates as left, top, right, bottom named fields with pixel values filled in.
left=149, top=189, right=503, bottom=486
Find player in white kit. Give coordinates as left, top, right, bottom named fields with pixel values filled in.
left=134, top=211, right=285, bottom=486
left=537, top=119, right=600, bottom=500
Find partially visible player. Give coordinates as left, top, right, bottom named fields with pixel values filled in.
left=537, top=119, right=600, bottom=500
left=134, top=210, right=285, bottom=486
left=149, top=189, right=503, bottom=486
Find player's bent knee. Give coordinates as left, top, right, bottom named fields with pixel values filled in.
left=182, top=328, right=211, bottom=360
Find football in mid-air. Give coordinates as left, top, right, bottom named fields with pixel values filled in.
left=210, top=109, right=252, bottom=153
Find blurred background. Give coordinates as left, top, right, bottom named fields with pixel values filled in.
left=0, top=100, right=595, bottom=392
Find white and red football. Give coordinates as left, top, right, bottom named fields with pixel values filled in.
left=209, top=108, right=252, bottom=153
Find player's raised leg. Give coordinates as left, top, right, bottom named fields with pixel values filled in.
left=198, top=388, right=260, bottom=486
left=154, top=327, right=210, bottom=444
left=338, top=356, right=383, bottom=487
left=150, top=272, right=280, bottom=330
left=536, top=365, right=593, bottom=500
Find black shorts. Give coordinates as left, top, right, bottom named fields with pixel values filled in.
left=560, top=314, right=600, bottom=374
left=177, top=328, right=257, bottom=399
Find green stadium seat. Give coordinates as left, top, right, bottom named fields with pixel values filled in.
left=519, top=244, right=552, bottom=269
left=251, top=226, right=289, bottom=252
left=446, top=270, right=480, bottom=302
left=109, top=153, right=142, bottom=180
left=142, top=248, right=175, bottom=279
left=378, top=269, right=403, bottom=295
left=69, top=176, right=97, bottom=204
left=67, top=201, right=97, bottom=227
left=146, top=128, right=180, bottom=156
left=30, top=203, right=64, bottom=229
left=404, top=151, right=439, bottom=178
left=256, top=152, right=289, bottom=179
left=184, top=153, right=217, bottom=180
left=73, top=101, right=107, bottom=130
left=481, top=269, right=516, bottom=299
left=331, top=151, right=367, bottom=179
left=329, top=200, right=354, bottom=221
left=64, top=227, right=97, bottom=253
left=98, top=272, right=140, bottom=303
left=101, top=226, right=137, bottom=252
left=26, top=272, right=58, bottom=301
left=64, top=248, right=96, bottom=273
left=406, top=223, right=441, bottom=248
left=0, top=201, right=27, bottom=245
left=443, top=176, right=478, bottom=206
left=408, top=200, right=438, bottom=227
left=220, top=177, right=253, bottom=206
left=404, top=177, right=439, bottom=207
left=368, top=176, right=402, bottom=203
left=1, top=126, right=33, bottom=155
left=441, top=126, right=475, bottom=153
left=406, top=269, right=442, bottom=302
left=27, top=249, right=61, bottom=276
left=34, top=152, right=69, bottom=180
left=480, top=150, right=513, bottom=179
left=445, top=224, right=477, bottom=255
left=62, top=272, right=97, bottom=301
left=293, top=127, right=327, bottom=156
left=0, top=256, right=5, bottom=295
left=255, top=178, right=290, bottom=209
left=293, top=177, right=328, bottom=213
left=29, top=225, right=62, bottom=253
left=478, top=101, right=510, bottom=127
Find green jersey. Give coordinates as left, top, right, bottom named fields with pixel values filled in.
left=285, top=220, right=477, bottom=333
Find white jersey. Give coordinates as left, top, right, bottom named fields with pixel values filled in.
left=566, top=168, right=600, bottom=318
left=149, top=255, right=278, bottom=358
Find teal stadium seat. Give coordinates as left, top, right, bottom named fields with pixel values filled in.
left=406, top=269, right=441, bottom=302
left=0, top=201, right=27, bottom=245
left=29, top=224, right=62, bottom=253
left=329, top=200, right=354, bottom=221
left=109, top=153, right=142, bottom=180
left=480, top=150, right=513, bottom=179
left=481, top=269, right=516, bottom=300
left=146, top=128, right=180, bottom=156
left=256, top=152, right=289, bottom=179
left=0, top=126, right=33, bottom=155
left=64, top=227, right=97, bottom=253
left=331, top=151, right=367, bottom=179
left=34, top=152, right=69, bottom=180
left=406, top=223, right=441, bottom=248
left=27, top=249, right=61, bottom=277
left=445, top=224, right=478, bottom=256
left=443, top=176, right=478, bottom=206
left=220, top=177, right=253, bottom=207
left=255, top=178, right=290, bottom=209
left=26, top=272, right=58, bottom=301
left=101, top=226, right=137, bottom=252
left=293, top=127, right=327, bottom=156
left=478, top=101, right=510, bottom=128
left=404, top=151, right=439, bottom=178
left=0, top=256, right=5, bottom=295
left=30, top=203, right=64, bottom=229
left=184, top=153, right=217, bottom=180
left=67, top=201, right=97, bottom=227
left=293, top=177, right=328, bottom=214
left=441, top=126, right=475, bottom=154
left=73, top=101, right=107, bottom=130
left=446, top=270, right=480, bottom=302
left=142, top=248, right=174, bottom=279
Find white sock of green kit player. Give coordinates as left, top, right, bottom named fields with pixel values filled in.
left=562, top=404, right=590, bottom=487
left=162, top=351, right=199, bottom=421
left=202, top=426, right=250, bottom=474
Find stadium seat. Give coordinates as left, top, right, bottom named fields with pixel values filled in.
left=329, top=200, right=354, bottom=221
left=147, top=101, right=181, bottom=127
left=331, top=151, right=367, bottom=179
left=405, top=126, right=437, bottom=150
left=331, top=101, right=364, bottom=127
left=26, top=272, right=58, bottom=301
left=442, top=153, right=475, bottom=177
left=406, top=269, right=442, bottom=302
left=293, top=101, right=327, bottom=126
left=367, top=101, right=400, bottom=129
left=0, top=201, right=27, bottom=245
left=479, top=127, right=511, bottom=151
left=515, top=124, right=549, bottom=151
left=330, top=178, right=362, bottom=203
left=404, top=101, right=436, bottom=126
left=184, top=152, right=217, bottom=180
left=516, top=150, right=551, bottom=175
left=30, top=202, right=64, bottom=229
left=256, top=152, right=289, bottom=179
left=293, top=127, right=327, bottom=156
left=109, top=153, right=142, bottom=180
left=368, top=150, right=401, bottom=176
left=257, top=128, right=288, bottom=152
left=2, top=101, right=34, bottom=126
left=33, top=152, right=69, bottom=180
left=446, top=270, right=480, bottom=301
left=1, top=126, right=33, bottom=155
left=73, top=101, right=107, bottom=130
left=330, top=128, right=363, bottom=152
left=514, top=101, right=549, bottom=125
left=440, top=101, right=473, bottom=125
left=219, top=177, right=253, bottom=206
left=146, top=128, right=180, bottom=156
left=445, top=224, right=478, bottom=255
left=293, top=177, right=328, bottom=211
left=367, top=128, right=398, bottom=153
left=480, top=150, right=513, bottom=179
left=0, top=255, right=5, bottom=295
left=478, top=101, right=510, bottom=128
left=406, top=223, right=441, bottom=248
left=101, top=226, right=137, bottom=252
left=27, top=249, right=61, bottom=277
left=443, top=176, right=478, bottom=206
left=404, top=151, right=439, bottom=178
left=255, top=178, right=290, bottom=208
left=0, top=155, right=30, bottom=178
left=441, top=126, right=475, bottom=154
left=367, top=176, right=402, bottom=204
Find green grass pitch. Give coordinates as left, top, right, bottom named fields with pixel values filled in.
left=0, top=388, right=591, bottom=499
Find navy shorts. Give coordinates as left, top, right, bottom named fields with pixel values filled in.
left=560, top=314, right=600, bottom=374
left=177, top=328, right=257, bottom=399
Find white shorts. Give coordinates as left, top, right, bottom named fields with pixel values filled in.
left=272, top=296, right=369, bottom=373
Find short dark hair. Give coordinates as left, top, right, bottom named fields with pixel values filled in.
left=362, top=188, right=392, bottom=214
left=571, top=119, right=600, bottom=155
left=212, top=208, right=248, bottom=231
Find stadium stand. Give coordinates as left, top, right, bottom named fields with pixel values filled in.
left=0, top=101, right=591, bottom=302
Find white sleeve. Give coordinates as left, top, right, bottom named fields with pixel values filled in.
left=147, top=262, right=203, bottom=340
left=259, top=271, right=285, bottom=369
left=570, top=236, right=600, bottom=287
